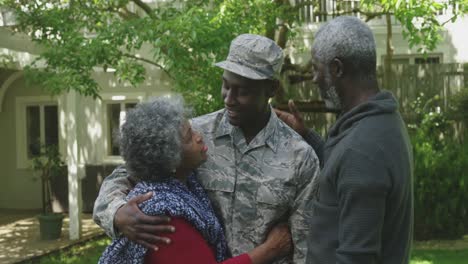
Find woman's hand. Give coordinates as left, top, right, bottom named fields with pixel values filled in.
left=248, top=223, right=292, bottom=264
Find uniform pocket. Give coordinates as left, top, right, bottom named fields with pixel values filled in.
left=201, top=178, right=235, bottom=193
left=256, top=184, right=294, bottom=207
left=199, top=178, right=235, bottom=223
left=255, top=185, right=294, bottom=226
left=248, top=185, right=295, bottom=245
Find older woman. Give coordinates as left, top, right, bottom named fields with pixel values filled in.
left=99, top=97, right=290, bottom=264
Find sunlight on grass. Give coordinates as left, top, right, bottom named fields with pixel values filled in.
left=411, top=260, right=433, bottom=264
left=410, top=249, right=468, bottom=264
left=24, top=237, right=468, bottom=264
left=23, top=237, right=111, bottom=264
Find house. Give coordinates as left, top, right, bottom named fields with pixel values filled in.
left=0, top=8, right=173, bottom=239
left=1, top=1, right=467, bottom=240
left=284, top=0, right=468, bottom=134
left=288, top=0, right=468, bottom=66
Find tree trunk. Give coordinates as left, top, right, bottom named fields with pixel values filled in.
left=384, top=13, right=394, bottom=89
left=41, top=169, right=47, bottom=215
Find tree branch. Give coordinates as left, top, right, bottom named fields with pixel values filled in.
left=312, top=9, right=393, bottom=19
left=441, top=14, right=458, bottom=26
left=131, top=0, right=155, bottom=18
left=282, top=56, right=312, bottom=74
left=76, top=0, right=140, bottom=20
left=118, top=7, right=140, bottom=20
left=122, top=53, right=173, bottom=79
left=275, top=100, right=337, bottom=113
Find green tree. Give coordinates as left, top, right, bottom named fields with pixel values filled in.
left=1, top=0, right=466, bottom=114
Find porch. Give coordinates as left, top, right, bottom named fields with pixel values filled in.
left=0, top=209, right=104, bottom=264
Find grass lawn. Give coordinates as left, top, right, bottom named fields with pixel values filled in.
left=21, top=237, right=111, bottom=264
left=23, top=236, right=468, bottom=264
left=411, top=249, right=468, bottom=264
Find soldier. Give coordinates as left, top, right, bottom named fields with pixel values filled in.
left=93, top=34, right=319, bottom=264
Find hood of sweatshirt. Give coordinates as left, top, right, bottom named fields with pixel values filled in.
left=326, top=90, right=398, bottom=147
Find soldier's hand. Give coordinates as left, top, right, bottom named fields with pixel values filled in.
left=114, top=192, right=175, bottom=251
left=264, top=223, right=293, bottom=259
left=248, top=223, right=292, bottom=264
left=274, top=100, right=308, bottom=137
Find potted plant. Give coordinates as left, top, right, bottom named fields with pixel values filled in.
left=31, top=144, right=67, bottom=240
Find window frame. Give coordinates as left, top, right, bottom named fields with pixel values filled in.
left=100, top=93, right=144, bottom=164
left=382, top=53, right=443, bottom=65
left=15, top=96, right=61, bottom=169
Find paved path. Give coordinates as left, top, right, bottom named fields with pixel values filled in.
left=0, top=211, right=104, bottom=264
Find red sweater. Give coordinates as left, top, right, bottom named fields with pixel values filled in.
left=145, top=217, right=252, bottom=264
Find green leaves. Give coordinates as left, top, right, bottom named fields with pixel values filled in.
left=4, top=0, right=465, bottom=114
left=31, top=144, right=66, bottom=215
left=4, top=0, right=293, bottom=114
left=409, top=92, right=468, bottom=239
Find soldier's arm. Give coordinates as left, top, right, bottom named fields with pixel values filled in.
left=93, top=166, right=174, bottom=250
left=93, top=165, right=133, bottom=237
left=289, top=147, right=320, bottom=264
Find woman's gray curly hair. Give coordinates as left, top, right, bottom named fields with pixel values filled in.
left=119, top=96, right=190, bottom=182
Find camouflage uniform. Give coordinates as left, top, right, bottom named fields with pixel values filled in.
left=93, top=108, right=319, bottom=264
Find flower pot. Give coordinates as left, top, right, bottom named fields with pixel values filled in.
left=37, top=213, right=64, bottom=240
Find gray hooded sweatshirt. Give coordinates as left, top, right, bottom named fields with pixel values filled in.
left=306, top=91, right=413, bottom=264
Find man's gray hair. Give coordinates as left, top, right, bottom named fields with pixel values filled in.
left=313, top=16, right=377, bottom=80
left=119, top=96, right=189, bottom=182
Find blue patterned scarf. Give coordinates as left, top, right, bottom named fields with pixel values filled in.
left=99, top=173, right=229, bottom=264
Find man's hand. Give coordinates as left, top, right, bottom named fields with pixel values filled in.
left=264, top=224, right=292, bottom=258
left=114, top=192, right=175, bottom=251
left=274, top=100, right=308, bottom=137
left=248, top=223, right=293, bottom=264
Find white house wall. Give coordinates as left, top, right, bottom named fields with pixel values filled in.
left=76, top=69, right=173, bottom=166
left=0, top=67, right=172, bottom=210
left=0, top=76, right=50, bottom=209
left=287, top=15, right=468, bottom=66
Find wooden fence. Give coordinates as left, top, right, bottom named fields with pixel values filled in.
left=279, top=63, right=468, bottom=136
left=379, top=63, right=468, bottom=114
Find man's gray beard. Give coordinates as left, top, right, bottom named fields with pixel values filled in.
left=323, top=70, right=342, bottom=110
left=324, top=85, right=342, bottom=110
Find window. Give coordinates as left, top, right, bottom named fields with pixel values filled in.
left=26, top=104, right=59, bottom=158
left=16, top=97, right=60, bottom=168
left=382, top=54, right=442, bottom=65
left=414, top=57, right=440, bottom=64
left=389, top=58, right=410, bottom=65
left=296, top=0, right=361, bottom=23
left=100, top=93, right=145, bottom=163
left=0, top=8, right=17, bottom=26
left=106, top=101, right=137, bottom=156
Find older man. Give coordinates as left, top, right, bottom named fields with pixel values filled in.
left=277, top=16, right=413, bottom=264
left=93, top=34, right=319, bottom=264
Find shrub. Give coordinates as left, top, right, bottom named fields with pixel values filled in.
left=409, top=93, right=468, bottom=240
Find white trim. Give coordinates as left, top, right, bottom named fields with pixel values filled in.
left=381, top=53, right=444, bottom=65
left=0, top=71, right=23, bottom=112
left=65, top=90, right=83, bottom=240
left=15, top=96, right=60, bottom=169
left=99, top=92, right=145, bottom=101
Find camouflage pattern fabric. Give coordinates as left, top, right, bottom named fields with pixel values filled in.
left=214, top=34, right=283, bottom=80
left=93, top=108, right=319, bottom=264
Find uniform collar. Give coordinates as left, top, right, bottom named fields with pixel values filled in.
left=214, top=106, right=279, bottom=153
